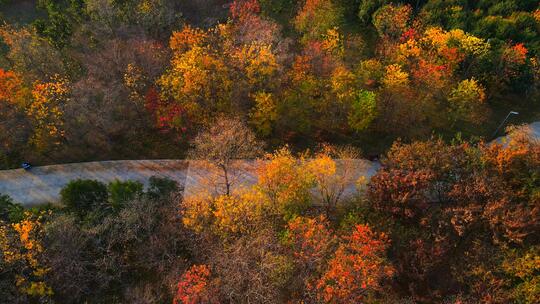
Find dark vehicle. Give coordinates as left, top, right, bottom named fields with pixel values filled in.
left=22, top=162, right=32, bottom=170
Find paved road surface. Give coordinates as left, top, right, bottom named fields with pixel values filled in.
left=0, top=160, right=189, bottom=206
left=527, top=121, right=540, bottom=138
left=0, top=158, right=380, bottom=206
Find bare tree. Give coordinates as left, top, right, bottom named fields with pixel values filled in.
left=189, top=117, right=264, bottom=196
left=208, top=229, right=290, bottom=304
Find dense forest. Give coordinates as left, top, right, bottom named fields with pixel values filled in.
left=0, top=0, right=539, bottom=168
left=1, top=0, right=540, bottom=303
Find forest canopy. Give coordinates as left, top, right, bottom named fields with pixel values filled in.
left=0, top=0, right=539, bottom=168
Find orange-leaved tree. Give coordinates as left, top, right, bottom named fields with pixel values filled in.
left=315, top=224, right=394, bottom=303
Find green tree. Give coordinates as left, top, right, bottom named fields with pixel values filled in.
left=107, top=180, right=144, bottom=210
left=348, top=89, right=377, bottom=132
left=60, top=179, right=108, bottom=216
left=0, top=194, right=24, bottom=222
left=293, top=0, right=344, bottom=41
left=448, top=78, right=487, bottom=125
left=33, top=0, right=85, bottom=49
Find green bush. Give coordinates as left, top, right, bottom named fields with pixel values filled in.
left=146, top=176, right=179, bottom=200
left=108, top=180, right=144, bottom=209
left=0, top=194, right=24, bottom=222
left=60, top=179, right=108, bottom=215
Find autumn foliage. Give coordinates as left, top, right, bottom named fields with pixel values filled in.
left=0, top=69, right=27, bottom=105
left=1, top=0, right=540, bottom=303
left=174, top=265, right=218, bottom=304
left=0, top=212, right=52, bottom=300
left=316, top=224, right=394, bottom=303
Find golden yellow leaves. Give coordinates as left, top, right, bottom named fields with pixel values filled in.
left=256, top=147, right=314, bottom=214
left=322, top=27, right=344, bottom=57
left=1, top=212, right=53, bottom=297
left=181, top=147, right=367, bottom=238
left=177, top=47, right=225, bottom=95
left=330, top=66, right=355, bottom=100
left=305, top=153, right=336, bottom=179
left=182, top=192, right=216, bottom=234
left=501, top=248, right=540, bottom=303
left=423, top=27, right=490, bottom=58
left=165, top=26, right=224, bottom=102
left=27, top=75, right=70, bottom=150
left=213, top=189, right=269, bottom=235
left=182, top=188, right=270, bottom=237
left=233, top=43, right=279, bottom=86
left=184, top=147, right=315, bottom=237
left=137, top=0, right=154, bottom=14
left=423, top=27, right=449, bottom=49
left=451, top=29, right=490, bottom=57
left=159, top=43, right=231, bottom=119
left=453, top=78, right=486, bottom=102
left=382, top=64, right=409, bottom=89
left=14, top=219, right=37, bottom=252
left=160, top=23, right=285, bottom=127
left=397, top=38, right=421, bottom=61
left=123, top=63, right=147, bottom=103
left=249, top=91, right=278, bottom=136
left=533, top=9, right=540, bottom=23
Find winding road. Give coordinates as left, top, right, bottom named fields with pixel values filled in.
left=1, top=122, right=539, bottom=206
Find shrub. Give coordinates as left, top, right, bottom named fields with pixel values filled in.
left=60, top=179, right=108, bottom=215
left=107, top=180, right=144, bottom=210
left=0, top=193, right=24, bottom=222
left=147, top=176, right=179, bottom=200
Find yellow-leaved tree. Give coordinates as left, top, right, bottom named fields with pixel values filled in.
left=27, top=75, right=70, bottom=151
left=0, top=212, right=53, bottom=300
left=256, top=147, right=314, bottom=219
